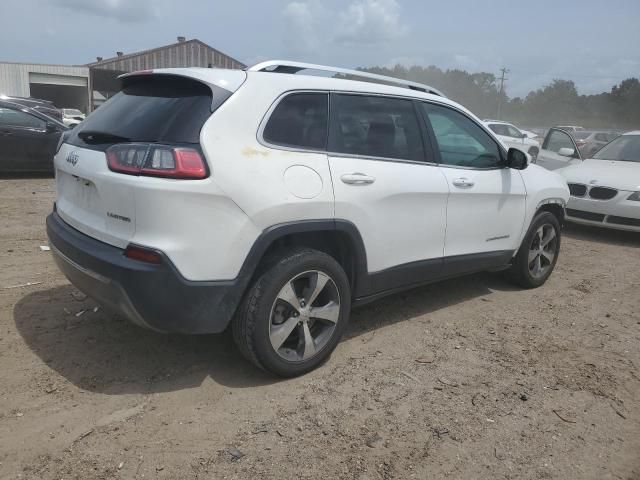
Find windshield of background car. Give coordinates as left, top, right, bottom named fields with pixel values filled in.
left=573, top=132, right=592, bottom=140
left=506, top=125, right=522, bottom=137
left=592, top=135, right=640, bottom=162
left=65, top=109, right=84, bottom=116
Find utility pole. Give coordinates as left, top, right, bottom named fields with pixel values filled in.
left=496, top=67, right=509, bottom=120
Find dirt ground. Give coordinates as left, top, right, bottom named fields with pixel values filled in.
left=0, top=177, right=639, bottom=480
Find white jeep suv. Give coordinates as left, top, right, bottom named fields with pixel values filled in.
left=47, top=61, right=569, bottom=377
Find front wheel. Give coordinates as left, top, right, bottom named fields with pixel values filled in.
left=506, top=211, right=561, bottom=288
left=232, top=248, right=351, bottom=377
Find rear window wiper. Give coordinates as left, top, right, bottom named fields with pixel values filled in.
left=77, top=130, right=131, bottom=144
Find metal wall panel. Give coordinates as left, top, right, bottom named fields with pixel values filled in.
left=0, top=62, right=89, bottom=97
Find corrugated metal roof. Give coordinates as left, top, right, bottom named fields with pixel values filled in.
left=87, top=39, right=245, bottom=69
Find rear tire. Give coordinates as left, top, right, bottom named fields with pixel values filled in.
left=506, top=211, right=561, bottom=288
left=232, top=248, right=351, bottom=377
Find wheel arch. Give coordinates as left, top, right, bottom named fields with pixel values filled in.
left=238, top=220, right=369, bottom=300
left=535, top=199, right=566, bottom=226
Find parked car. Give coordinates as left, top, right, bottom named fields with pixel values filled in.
left=0, top=100, right=68, bottom=173
left=484, top=120, right=540, bottom=160
left=0, top=95, right=62, bottom=121
left=572, top=130, right=619, bottom=158
left=47, top=61, right=569, bottom=376
left=535, top=128, right=583, bottom=171
left=520, top=128, right=539, bottom=140
left=535, top=128, right=639, bottom=231
left=554, top=125, right=584, bottom=133
left=557, top=131, right=640, bottom=232
left=61, top=108, right=86, bottom=128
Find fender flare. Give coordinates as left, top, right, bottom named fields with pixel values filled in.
left=235, top=219, right=369, bottom=298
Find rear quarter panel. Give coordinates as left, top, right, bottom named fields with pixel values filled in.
left=199, top=77, right=335, bottom=238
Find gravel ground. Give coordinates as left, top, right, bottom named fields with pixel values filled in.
left=1, top=177, right=639, bottom=480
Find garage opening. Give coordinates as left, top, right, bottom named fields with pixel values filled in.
left=90, top=67, right=128, bottom=110
left=29, top=72, right=89, bottom=114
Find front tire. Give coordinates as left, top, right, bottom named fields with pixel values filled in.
left=232, top=248, right=351, bottom=377
left=507, top=211, right=561, bottom=288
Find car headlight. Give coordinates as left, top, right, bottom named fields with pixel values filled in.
left=628, top=191, right=640, bottom=201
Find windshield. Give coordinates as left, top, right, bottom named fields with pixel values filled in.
left=64, top=109, right=84, bottom=116
left=592, top=135, right=640, bottom=162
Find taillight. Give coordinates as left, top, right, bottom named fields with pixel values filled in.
left=124, top=245, right=162, bottom=264
left=106, top=143, right=207, bottom=179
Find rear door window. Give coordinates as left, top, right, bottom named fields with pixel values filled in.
left=263, top=93, right=328, bottom=150
left=328, top=94, right=426, bottom=162
left=69, top=75, right=228, bottom=149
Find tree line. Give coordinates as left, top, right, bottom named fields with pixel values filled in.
left=358, top=65, right=640, bottom=130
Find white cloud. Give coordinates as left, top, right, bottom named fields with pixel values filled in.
left=335, top=0, right=408, bottom=46
left=282, top=1, right=325, bottom=55
left=281, top=0, right=409, bottom=56
left=52, top=0, right=157, bottom=23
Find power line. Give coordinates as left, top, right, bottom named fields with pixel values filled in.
left=496, top=67, right=509, bottom=120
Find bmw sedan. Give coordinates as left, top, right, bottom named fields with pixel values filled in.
left=559, top=131, right=640, bottom=232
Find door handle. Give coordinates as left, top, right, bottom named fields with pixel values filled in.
left=341, top=173, right=375, bottom=185
left=452, top=177, right=474, bottom=188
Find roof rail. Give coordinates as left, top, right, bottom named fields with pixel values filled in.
left=248, top=60, right=445, bottom=97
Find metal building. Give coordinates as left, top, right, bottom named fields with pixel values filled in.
left=0, top=37, right=245, bottom=113
left=88, top=37, right=245, bottom=109
left=0, top=62, right=90, bottom=112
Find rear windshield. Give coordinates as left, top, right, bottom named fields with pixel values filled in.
left=68, top=75, right=229, bottom=148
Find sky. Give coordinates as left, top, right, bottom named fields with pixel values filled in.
left=1, top=0, right=639, bottom=98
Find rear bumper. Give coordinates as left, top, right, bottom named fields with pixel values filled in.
left=46, top=212, right=246, bottom=334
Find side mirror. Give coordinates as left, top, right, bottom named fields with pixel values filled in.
left=506, top=148, right=528, bottom=170
left=45, top=122, right=58, bottom=133
left=558, top=147, right=575, bottom=157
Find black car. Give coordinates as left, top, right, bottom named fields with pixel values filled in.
left=0, top=100, right=68, bottom=174
left=0, top=96, right=63, bottom=121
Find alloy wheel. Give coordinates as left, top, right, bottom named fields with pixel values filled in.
left=528, top=223, right=557, bottom=279
left=269, top=270, right=340, bottom=362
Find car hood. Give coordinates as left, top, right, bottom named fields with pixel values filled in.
left=560, top=159, right=640, bottom=191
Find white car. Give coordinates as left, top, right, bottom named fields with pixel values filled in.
left=557, top=131, right=640, bottom=231
left=555, top=125, right=584, bottom=133
left=61, top=108, right=85, bottom=127
left=484, top=120, right=540, bottom=160
left=520, top=129, right=539, bottom=140
left=47, top=61, right=569, bottom=376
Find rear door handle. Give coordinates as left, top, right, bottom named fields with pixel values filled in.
left=452, top=177, right=474, bottom=188
left=341, top=173, right=375, bottom=185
